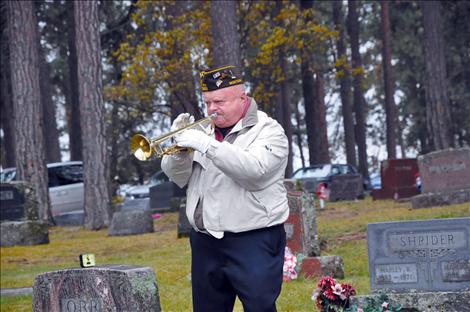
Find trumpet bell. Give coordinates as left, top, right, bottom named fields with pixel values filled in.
left=130, top=113, right=216, bottom=160
left=130, top=134, right=153, bottom=161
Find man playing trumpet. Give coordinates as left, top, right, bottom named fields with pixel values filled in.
left=162, top=65, right=289, bottom=312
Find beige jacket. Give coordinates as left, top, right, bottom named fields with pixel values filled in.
left=161, top=99, right=289, bottom=237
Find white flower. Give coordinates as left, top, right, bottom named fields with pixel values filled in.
left=382, top=301, right=389, bottom=308
left=331, top=283, right=346, bottom=300
left=311, top=290, right=320, bottom=301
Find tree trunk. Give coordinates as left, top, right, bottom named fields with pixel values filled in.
left=380, top=2, right=397, bottom=159
left=210, top=0, right=241, bottom=73
left=347, top=0, right=369, bottom=179
left=293, top=101, right=306, bottom=168
left=280, top=55, right=293, bottom=177
left=38, top=36, right=61, bottom=163
left=420, top=1, right=453, bottom=150
left=300, top=0, right=317, bottom=166
left=167, top=1, right=201, bottom=121
left=0, top=2, right=16, bottom=168
left=7, top=0, right=53, bottom=223
left=67, top=0, right=83, bottom=161
left=75, top=1, right=110, bottom=229
left=332, top=1, right=356, bottom=166
left=314, top=70, right=331, bottom=164
left=300, top=55, right=317, bottom=166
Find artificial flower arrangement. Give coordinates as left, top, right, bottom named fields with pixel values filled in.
left=312, top=276, right=401, bottom=312
left=312, top=276, right=356, bottom=312
left=283, top=246, right=298, bottom=281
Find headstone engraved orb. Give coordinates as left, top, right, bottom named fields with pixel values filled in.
left=367, top=217, right=470, bottom=293
left=32, top=265, right=161, bottom=312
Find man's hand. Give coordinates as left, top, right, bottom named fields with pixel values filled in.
left=171, top=113, right=195, bottom=132
left=175, top=129, right=213, bottom=154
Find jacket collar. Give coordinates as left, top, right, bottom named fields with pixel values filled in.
left=231, top=97, right=258, bottom=133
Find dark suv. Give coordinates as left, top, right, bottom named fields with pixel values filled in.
left=291, top=164, right=366, bottom=194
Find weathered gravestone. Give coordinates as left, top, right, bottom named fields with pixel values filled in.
left=108, top=210, right=154, bottom=236
left=177, top=198, right=192, bottom=238
left=0, top=182, right=49, bottom=247
left=32, top=265, right=161, bottom=312
left=1, top=182, right=39, bottom=221
left=328, top=174, right=364, bottom=201
left=121, top=198, right=150, bottom=211
left=372, top=159, right=420, bottom=200
left=356, top=217, right=470, bottom=312
left=285, top=191, right=320, bottom=256
left=412, top=148, right=470, bottom=208
left=285, top=191, right=344, bottom=279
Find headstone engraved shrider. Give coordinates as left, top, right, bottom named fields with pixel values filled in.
left=354, top=217, right=470, bottom=312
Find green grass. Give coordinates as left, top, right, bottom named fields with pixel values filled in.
left=1, top=198, right=469, bottom=311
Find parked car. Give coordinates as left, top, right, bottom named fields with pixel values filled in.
left=370, top=172, right=382, bottom=190
left=124, top=170, right=178, bottom=211
left=291, top=163, right=368, bottom=194
left=0, top=161, right=84, bottom=222
left=124, top=170, right=171, bottom=200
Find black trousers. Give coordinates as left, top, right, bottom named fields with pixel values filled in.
left=189, top=224, right=286, bottom=312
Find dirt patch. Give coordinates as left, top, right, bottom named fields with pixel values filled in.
left=317, top=207, right=359, bottom=219
left=334, top=231, right=366, bottom=243
left=154, top=224, right=176, bottom=233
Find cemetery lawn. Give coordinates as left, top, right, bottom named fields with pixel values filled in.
left=1, top=198, right=469, bottom=312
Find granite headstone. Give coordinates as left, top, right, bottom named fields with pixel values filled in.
left=285, top=191, right=320, bottom=256
left=0, top=182, right=48, bottom=247
left=412, top=148, right=470, bottom=208
left=328, top=174, right=364, bottom=201
left=1, top=182, right=39, bottom=221
left=371, top=159, right=420, bottom=200
left=32, top=265, right=161, bottom=312
left=108, top=210, right=154, bottom=236
left=177, top=198, right=191, bottom=238
left=367, top=217, right=470, bottom=293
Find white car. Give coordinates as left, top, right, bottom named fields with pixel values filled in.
left=1, top=161, right=84, bottom=224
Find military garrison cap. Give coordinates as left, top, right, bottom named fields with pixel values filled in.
left=199, top=65, right=243, bottom=92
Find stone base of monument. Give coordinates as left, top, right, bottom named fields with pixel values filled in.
left=351, top=291, right=470, bottom=312
left=32, top=265, right=161, bottom=312
left=300, top=255, right=344, bottom=279
left=411, top=188, right=470, bottom=208
left=0, top=221, right=49, bottom=247
left=108, top=210, right=154, bottom=236
left=53, top=211, right=84, bottom=226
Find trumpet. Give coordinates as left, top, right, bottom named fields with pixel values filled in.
left=130, top=113, right=216, bottom=161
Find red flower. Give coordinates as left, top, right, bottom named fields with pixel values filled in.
left=317, top=276, right=336, bottom=290
left=341, top=283, right=356, bottom=297
left=324, top=289, right=338, bottom=301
